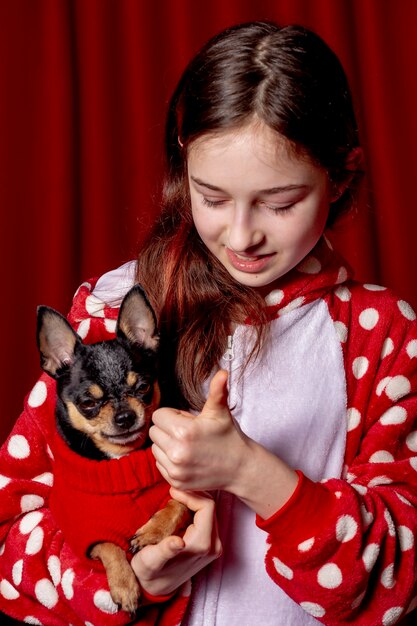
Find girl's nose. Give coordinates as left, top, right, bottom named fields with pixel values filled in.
left=227, top=206, right=264, bottom=252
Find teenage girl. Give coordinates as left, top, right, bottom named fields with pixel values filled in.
left=1, top=21, right=416, bottom=626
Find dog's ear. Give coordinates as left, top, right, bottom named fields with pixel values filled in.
left=37, top=306, right=81, bottom=378
left=116, top=285, right=159, bottom=352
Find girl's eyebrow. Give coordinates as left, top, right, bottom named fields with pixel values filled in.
left=190, top=176, right=307, bottom=194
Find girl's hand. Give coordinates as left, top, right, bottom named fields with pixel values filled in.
left=150, top=370, right=248, bottom=494
left=131, top=488, right=222, bottom=597
left=151, top=369, right=299, bottom=519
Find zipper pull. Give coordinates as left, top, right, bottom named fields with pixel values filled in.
left=222, top=335, right=234, bottom=362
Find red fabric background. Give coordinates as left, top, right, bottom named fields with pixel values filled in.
left=1, top=0, right=417, bottom=445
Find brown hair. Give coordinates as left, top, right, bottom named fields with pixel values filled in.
left=137, top=21, right=362, bottom=409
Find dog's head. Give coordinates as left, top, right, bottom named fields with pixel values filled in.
left=37, top=285, right=160, bottom=459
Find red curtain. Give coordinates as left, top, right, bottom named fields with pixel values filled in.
left=1, top=0, right=417, bottom=442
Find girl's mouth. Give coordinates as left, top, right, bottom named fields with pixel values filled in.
left=226, top=248, right=275, bottom=273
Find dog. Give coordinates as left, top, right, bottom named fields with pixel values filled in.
left=37, top=284, right=191, bottom=613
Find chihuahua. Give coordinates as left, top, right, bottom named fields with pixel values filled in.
left=37, top=284, right=191, bottom=613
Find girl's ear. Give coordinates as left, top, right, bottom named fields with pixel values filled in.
left=330, top=147, right=364, bottom=202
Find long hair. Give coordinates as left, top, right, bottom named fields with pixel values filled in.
left=137, top=21, right=362, bottom=409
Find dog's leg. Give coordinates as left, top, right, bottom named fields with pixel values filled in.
left=90, top=542, right=140, bottom=613
left=130, top=499, right=193, bottom=554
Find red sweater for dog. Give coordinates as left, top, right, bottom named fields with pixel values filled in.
left=49, top=430, right=170, bottom=566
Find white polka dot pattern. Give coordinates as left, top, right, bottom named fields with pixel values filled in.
left=273, top=557, right=294, bottom=580
left=359, top=308, right=379, bottom=330
left=93, top=589, right=118, bottom=614
left=8, top=435, right=30, bottom=459
left=28, top=381, right=48, bottom=408
left=317, top=563, right=343, bottom=588
left=3, top=248, right=417, bottom=625
left=300, top=601, right=326, bottom=618
left=336, top=515, right=358, bottom=542
left=34, top=579, right=58, bottom=609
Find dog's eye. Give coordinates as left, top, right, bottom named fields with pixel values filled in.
left=78, top=398, right=99, bottom=412
left=137, top=382, right=151, bottom=395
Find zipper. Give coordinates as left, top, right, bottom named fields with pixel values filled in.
left=223, top=334, right=234, bottom=362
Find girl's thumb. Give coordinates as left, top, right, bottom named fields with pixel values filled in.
left=202, top=369, right=229, bottom=416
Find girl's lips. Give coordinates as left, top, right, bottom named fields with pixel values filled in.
left=225, top=248, right=275, bottom=273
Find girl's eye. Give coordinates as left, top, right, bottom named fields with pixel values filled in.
left=202, top=196, right=227, bottom=208
left=262, top=201, right=296, bottom=214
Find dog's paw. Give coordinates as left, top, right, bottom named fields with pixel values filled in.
left=110, top=569, right=141, bottom=614
left=130, top=522, right=167, bottom=554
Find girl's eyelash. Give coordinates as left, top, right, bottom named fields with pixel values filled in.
left=262, top=202, right=296, bottom=214
left=202, top=197, right=226, bottom=207
left=201, top=196, right=296, bottom=213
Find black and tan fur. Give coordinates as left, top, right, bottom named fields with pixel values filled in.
left=37, top=285, right=191, bottom=614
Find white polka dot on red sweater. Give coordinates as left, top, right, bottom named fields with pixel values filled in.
left=347, top=408, right=361, bottom=432
left=317, top=563, right=342, bottom=588
left=0, top=474, right=11, bottom=489
left=19, top=511, right=43, bottom=534
left=369, top=450, right=394, bottom=463
left=34, top=579, right=58, bottom=608
left=298, top=537, right=315, bottom=552
left=381, top=563, right=396, bottom=589
left=0, top=579, right=20, bottom=599
left=352, top=356, right=369, bottom=379
left=409, top=458, right=417, bottom=472
left=376, top=377, right=391, bottom=396
left=381, top=338, right=394, bottom=358
left=300, top=602, right=326, bottom=618
left=406, top=339, right=417, bottom=358
left=32, top=472, right=53, bottom=486
left=359, top=308, right=379, bottom=330
left=384, top=376, right=411, bottom=401
left=22, top=617, right=43, bottom=625
left=368, top=475, right=392, bottom=487
left=47, top=555, right=61, bottom=586
left=384, top=510, right=396, bottom=537
left=336, top=267, right=348, bottom=284
left=364, top=284, right=386, bottom=291
left=12, top=560, right=23, bottom=586
left=380, top=406, right=407, bottom=425
left=85, top=294, right=105, bottom=317
left=298, top=256, right=321, bottom=274
left=8, top=435, right=30, bottom=459
left=336, top=515, right=358, bottom=542
left=104, top=318, right=117, bottom=334
left=21, top=494, right=44, bottom=513
left=398, top=300, right=416, bottom=321
left=279, top=297, right=305, bottom=315
left=28, top=381, right=48, bottom=408
left=398, top=526, right=414, bottom=551
left=360, top=505, right=373, bottom=528
left=77, top=318, right=91, bottom=339
left=265, top=289, right=284, bottom=306
left=406, top=431, right=417, bottom=451
left=26, top=526, right=44, bottom=555
left=334, top=321, right=348, bottom=342
left=62, top=568, right=75, bottom=600
left=334, top=286, right=351, bottom=301
left=383, top=607, right=404, bottom=625
left=272, top=557, right=293, bottom=580
left=94, top=589, right=119, bottom=614
left=362, top=543, right=380, bottom=571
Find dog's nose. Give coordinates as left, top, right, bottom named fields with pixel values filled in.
left=114, top=410, right=136, bottom=429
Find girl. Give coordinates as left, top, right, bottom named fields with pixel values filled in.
left=1, top=20, right=417, bottom=626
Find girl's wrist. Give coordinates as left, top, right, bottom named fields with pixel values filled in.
left=227, top=437, right=299, bottom=519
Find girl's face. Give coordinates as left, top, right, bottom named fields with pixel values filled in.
left=187, top=121, right=333, bottom=296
